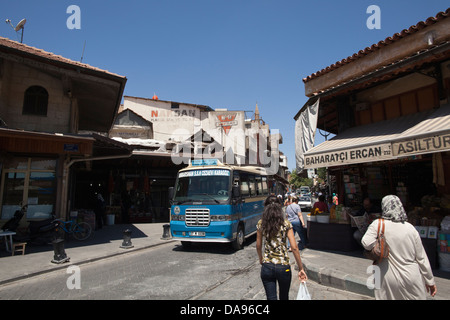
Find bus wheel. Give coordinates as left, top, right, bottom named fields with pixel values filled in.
left=232, top=225, right=244, bottom=250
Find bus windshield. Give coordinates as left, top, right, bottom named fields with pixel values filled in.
left=173, top=169, right=231, bottom=204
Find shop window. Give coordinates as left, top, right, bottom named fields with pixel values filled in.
left=22, top=86, right=48, bottom=116
left=0, top=157, right=56, bottom=220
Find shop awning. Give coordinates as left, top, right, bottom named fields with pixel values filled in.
left=392, top=104, right=450, bottom=157
left=303, top=104, right=450, bottom=169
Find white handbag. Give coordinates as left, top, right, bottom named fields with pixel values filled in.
left=296, top=281, right=311, bottom=300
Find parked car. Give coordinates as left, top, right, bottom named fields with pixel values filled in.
left=299, top=186, right=311, bottom=197
left=298, top=196, right=312, bottom=212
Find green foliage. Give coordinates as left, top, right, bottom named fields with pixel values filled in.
left=289, top=169, right=312, bottom=190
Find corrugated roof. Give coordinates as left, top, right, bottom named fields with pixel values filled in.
left=303, top=8, right=450, bottom=83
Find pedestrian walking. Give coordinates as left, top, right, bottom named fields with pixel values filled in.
left=285, top=196, right=307, bottom=250
left=361, top=195, right=437, bottom=300
left=256, top=195, right=308, bottom=300
left=284, top=194, right=292, bottom=207
left=94, top=193, right=105, bottom=230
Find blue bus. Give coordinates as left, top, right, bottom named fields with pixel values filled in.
left=169, top=159, right=281, bottom=250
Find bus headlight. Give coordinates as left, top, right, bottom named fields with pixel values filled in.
left=171, top=215, right=185, bottom=221
left=210, top=215, right=231, bottom=221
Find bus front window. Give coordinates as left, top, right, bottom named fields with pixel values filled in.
left=173, top=169, right=231, bottom=204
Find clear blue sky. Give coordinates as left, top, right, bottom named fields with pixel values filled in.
left=1, top=1, right=449, bottom=171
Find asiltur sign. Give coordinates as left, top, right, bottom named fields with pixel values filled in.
left=392, top=133, right=450, bottom=156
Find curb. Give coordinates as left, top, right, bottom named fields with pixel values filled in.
left=300, top=258, right=375, bottom=298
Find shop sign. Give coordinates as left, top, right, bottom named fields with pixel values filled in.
left=110, top=127, right=152, bottom=139
left=179, top=169, right=231, bottom=177
left=304, top=144, right=392, bottom=168
left=392, top=133, right=450, bottom=157
left=149, top=108, right=196, bottom=122
left=64, top=143, right=79, bottom=152
left=216, top=113, right=238, bottom=135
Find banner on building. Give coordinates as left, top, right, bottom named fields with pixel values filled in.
left=295, top=98, right=319, bottom=173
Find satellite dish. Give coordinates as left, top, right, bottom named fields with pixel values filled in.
left=6, top=18, right=27, bottom=43
left=14, top=18, right=26, bottom=31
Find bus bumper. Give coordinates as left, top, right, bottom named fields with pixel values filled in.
left=170, top=221, right=236, bottom=243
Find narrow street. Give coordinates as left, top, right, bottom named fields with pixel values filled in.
left=0, top=237, right=372, bottom=301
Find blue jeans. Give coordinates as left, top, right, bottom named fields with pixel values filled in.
left=288, top=220, right=308, bottom=250
left=260, top=263, right=292, bottom=300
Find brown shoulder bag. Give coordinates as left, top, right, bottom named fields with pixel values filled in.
left=364, top=218, right=389, bottom=265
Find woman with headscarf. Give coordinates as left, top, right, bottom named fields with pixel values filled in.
left=256, top=195, right=308, bottom=300
left=361, top=195, right=437, bottom=300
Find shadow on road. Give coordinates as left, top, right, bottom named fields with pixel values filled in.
left=171, top=234, right=257, bottom=255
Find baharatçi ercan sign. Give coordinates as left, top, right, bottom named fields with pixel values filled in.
left=304, top=143, right=393, bottom=168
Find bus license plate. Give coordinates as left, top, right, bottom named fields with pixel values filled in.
left=190, top=231, right=205, bottom=236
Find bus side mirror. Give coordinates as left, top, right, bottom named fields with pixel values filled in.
left=232, top=185, right=240, bottom=198
left=168, top=187, right=174, bottom=204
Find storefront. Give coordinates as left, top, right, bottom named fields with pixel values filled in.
left=303, top=104, right=450, bottom=267
left=69, top=150, right=185, bottom=225
left=295, top=7, right=450, bottom=271
left=0, top=128, right=94, bottom=223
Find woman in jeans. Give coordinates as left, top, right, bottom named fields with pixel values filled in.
left=256, top=195, right=308, bottom=300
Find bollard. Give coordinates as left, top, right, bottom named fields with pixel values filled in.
left=120, top=229, right=134, bottom=249
left=51, top=238, right=70, bottom=264
left=161, top=224, right=171, bottom=240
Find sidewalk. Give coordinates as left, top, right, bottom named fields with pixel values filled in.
left=0, top=223, right=175, bottom=286
left=0, top=223, right=449, bottom=300
left=295, top=248, right=450, bottom=300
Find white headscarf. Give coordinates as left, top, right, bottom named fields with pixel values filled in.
left=381, top=195, right=407, bottom=222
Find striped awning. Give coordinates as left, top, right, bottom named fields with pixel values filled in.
left=304, top=104, right=450, bottom=169
left=392, top=104, right=450, bottom=157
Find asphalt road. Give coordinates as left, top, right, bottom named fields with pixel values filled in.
left=0, top=236, right=372, bottom=301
